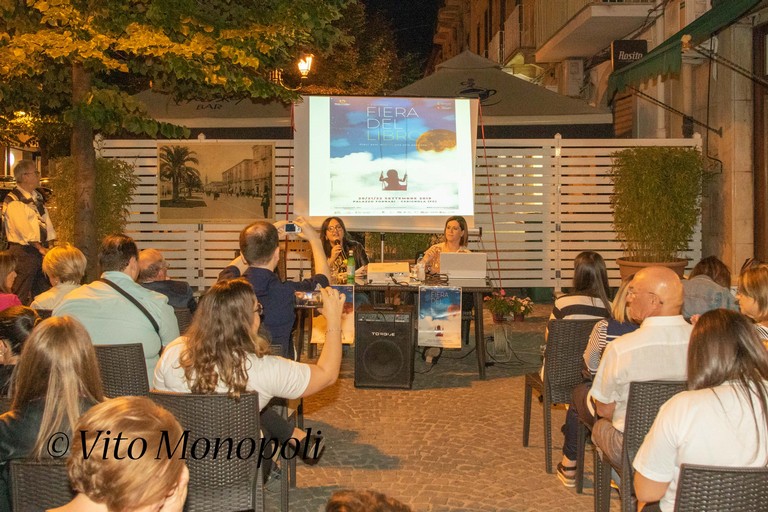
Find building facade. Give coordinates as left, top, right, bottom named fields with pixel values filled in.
left=431, top=0, right=768, bottom=277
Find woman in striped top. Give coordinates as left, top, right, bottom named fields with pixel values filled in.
left=550, top=251, right=611, bottom=321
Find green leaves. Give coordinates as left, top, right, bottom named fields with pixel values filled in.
left=610, top=146, right=707, bottom=262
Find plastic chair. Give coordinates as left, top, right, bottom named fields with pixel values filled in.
left=10, top=459, right=74, bottom=511
left=149, top=391, right=270, bottom=512
left=94, top=343, right=150, bottom=398
left=522, top=319, right=599, bottom=473
left=673, top=463, right=768, bottom=511
left=594, top=380, right=686, bottom=512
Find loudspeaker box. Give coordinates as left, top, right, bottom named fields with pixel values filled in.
left=354, top=305, right=415, bottom=389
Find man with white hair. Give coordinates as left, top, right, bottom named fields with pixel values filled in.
left=138, top=248, right=197, bottom=313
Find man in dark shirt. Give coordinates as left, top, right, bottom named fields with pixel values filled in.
left=218, top=218, right=331, bottom=359
left=137, top=248, right=197, bottom=313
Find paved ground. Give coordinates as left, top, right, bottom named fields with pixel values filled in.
left=264, top=305, right=621, bottom=512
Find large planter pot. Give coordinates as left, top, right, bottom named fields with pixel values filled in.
left=616, top=257, right=688, bottom=280
left=492, top=313, right=506, bottom=324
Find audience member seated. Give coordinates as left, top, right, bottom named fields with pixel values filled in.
left=51, top=396, right=188, bottom=512
left=0, top=253, right=21, bottom=313
left=735, top=264, right=768, bottom=344
left=30, top=244, right=86, bottom=311
left=550, top=251, right=611, bottom=320
left=557, top=277, right=639, bottom=487
left=422, top=216, right=470, bottom=275
left=217, top=218, right=331, bottom=359
left=54, top=234, right=179, bottom=378
left=154, top=278, right=345, bottom=469
left=682, top=256, right=737, bottom=319
left=321, top=217, right=369, bottom=283
left=138, top=248, right=197, bottom=313
left=0, top=316, right=103, bottom=512
left=589, top=266, right=692, bottom=469
left=326, top=489, right=412, bottom=512
left=633, top=309, right=768, bottom=512
left=0, top=306, right=39, bottom=395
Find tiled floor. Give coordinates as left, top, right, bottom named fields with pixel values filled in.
left=268, top=304, right=621, bottom=511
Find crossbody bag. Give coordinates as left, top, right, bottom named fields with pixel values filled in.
left=98, top=278, right=163, bottom=355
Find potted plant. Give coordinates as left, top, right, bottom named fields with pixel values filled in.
left=610, top=146, right=707, bottom=278
left=484, top=290, right=513, bottom=323
left=509, top=296, right=535, bottom=322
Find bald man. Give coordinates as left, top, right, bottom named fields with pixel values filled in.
left=589, top=266, right=692, bottom=468
left=138, top=249, right=197, bottom=313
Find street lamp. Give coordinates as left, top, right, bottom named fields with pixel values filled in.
left=270, top=54, right=314, bottom=90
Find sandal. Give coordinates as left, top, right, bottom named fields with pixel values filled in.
left=557, top=462, right=577, bottom=488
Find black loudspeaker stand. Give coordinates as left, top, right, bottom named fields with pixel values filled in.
left=354, top=305, right=416, bottom=389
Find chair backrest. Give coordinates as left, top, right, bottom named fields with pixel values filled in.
left=674, top=463, right=768, bottom=512
left=149, top=391, right=262, bottom=512
left=174, top=307, right=193, bottom=335
left=10, top=459, right=74, bottom=511
left=94, top=344, right=150, bottom=398
left=35, top=309, right=53, bottom=319
left=543, top=319, right=600, bottom=403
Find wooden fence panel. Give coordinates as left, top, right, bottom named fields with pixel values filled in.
left=101, top=135, right=702, bottom=292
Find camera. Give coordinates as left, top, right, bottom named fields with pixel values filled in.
left=284, top=222, right=301, bottom=234
left=295, top=290, right=322, bottom=308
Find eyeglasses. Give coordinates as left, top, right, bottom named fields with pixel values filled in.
left=627, top=287, right=664, bottom=305
left=254, top=303, right=263, bottom=315
left=326, top=226, right=343, bottom=233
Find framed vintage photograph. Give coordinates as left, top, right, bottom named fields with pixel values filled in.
left=157, top=141, right=274, bottom=223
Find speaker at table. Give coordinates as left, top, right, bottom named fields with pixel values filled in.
left=354, top=305, right=415, bottom=389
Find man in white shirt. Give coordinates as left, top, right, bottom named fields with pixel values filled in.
left=589, top=266, right=692, bottom=468
left=54, top=234, right=179, bottom=378
left=2, top=160, right=56, bottom=304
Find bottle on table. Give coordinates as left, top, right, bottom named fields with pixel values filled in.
left=416, top=253, right=425, bottom=282
left=347, top=248, right=356, bottom=284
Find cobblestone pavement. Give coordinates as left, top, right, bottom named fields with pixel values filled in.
left=265, top=305, right=621, bottom=511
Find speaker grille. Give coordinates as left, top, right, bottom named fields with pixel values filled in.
left=354, top=305, right=415, bottom=389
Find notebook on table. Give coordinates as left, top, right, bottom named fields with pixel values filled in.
left=439, top=252, right=489, bottom=287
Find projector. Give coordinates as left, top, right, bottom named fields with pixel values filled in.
left=366, top=262, right=411, bottom=284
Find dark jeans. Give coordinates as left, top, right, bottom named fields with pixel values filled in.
left=9, top=244, right=49, bottom=305
left=562, top=381, right=595, bottom=461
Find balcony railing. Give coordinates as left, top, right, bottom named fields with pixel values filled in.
left=534, top=0, right=655, bottom=49
left=503, top=4, right=536, bottom=61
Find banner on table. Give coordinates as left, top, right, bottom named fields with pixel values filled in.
left=418, top=286, right=462, bottom=348
left=311, top=285, right=355, bottom=345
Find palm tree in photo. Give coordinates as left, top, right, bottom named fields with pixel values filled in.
left=159, top=145, right=200, bottom=202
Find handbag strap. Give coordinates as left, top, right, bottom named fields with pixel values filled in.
left=98, top=278, right=162, bottom=349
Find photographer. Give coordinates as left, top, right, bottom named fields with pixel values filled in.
left=218, top=218, right=331, bottom=359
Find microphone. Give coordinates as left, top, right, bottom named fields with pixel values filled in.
left=334, top=240, right=341, bottom=246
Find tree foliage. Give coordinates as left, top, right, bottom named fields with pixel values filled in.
left=0, top=0, right=347, bottom=278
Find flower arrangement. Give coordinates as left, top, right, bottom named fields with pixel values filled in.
left=483, top=290, right=535, bottom=317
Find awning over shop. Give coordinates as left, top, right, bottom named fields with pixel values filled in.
left=607, top=0, right=761, bottom=98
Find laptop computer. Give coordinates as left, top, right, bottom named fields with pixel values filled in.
left=439, top=252, right=488, bottom=287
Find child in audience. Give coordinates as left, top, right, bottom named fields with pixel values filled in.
left=51, top=396, right=188, bottom=512
left=0, top=253, right=21, bottom=312
left=0, top=306, right=40, bottom=394
left=634, top=309, right=768, bottom=511
left=0, top=316, right=103, bottom=511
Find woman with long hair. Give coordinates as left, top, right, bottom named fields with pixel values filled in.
left=0, top=253, right=21, bottom=312
left=154, top=278, right=345, bottom=472
left=0, top=316, right=104, bottom=511
left=422, top=216, right=470, bottom=275
left=320, top=217, right=369, bottom=282
left=550, top=251, right=611, bottom=320
left=633, top=309, right=768, bottom=511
